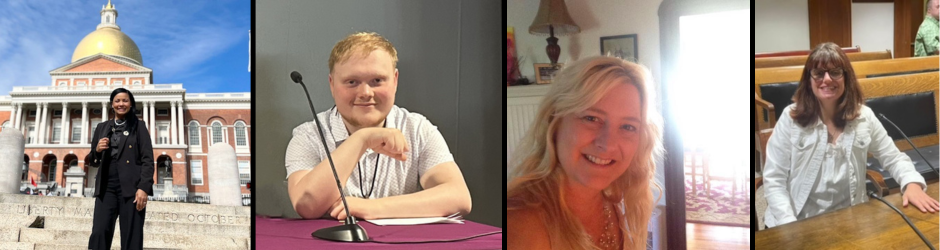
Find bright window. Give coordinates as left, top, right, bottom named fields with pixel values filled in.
left=191, top=160, right=203, bottom=185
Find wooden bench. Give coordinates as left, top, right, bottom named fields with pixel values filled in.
left=754, top=50, right=893, bottom=69
left=754, top=46, right=860, bottom=58
left=755, top=56, right=939, bottom=130
left=858, top=72, right=939, bottom=151
left=859, top=72, right=940, bottom=189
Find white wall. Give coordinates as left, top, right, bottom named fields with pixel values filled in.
left=508, top=0, right=662, bottom=86
left=755, top=0, right=810, bottom=52
left=852, top=3, right=894, bottom=56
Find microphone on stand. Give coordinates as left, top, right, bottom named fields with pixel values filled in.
left=290, top=71, right=369, bottom=242
left=877, top=113, right=939, bottom=176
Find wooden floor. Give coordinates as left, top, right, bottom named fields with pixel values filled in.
left=686, top=223, right=749, bottom=250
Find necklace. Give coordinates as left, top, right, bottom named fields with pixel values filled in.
left=114, top=119, right=126, bottom=126
left=357, top=120, right=387, bottom=198
left=358, top=154, right=380, bottom=198
left=591, top=202, right=619, bottom=250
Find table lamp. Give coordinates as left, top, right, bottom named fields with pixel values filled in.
left=529, top=0, right=580, bottom=66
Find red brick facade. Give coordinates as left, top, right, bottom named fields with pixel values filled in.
left=1, top=106, right=251, bottom=196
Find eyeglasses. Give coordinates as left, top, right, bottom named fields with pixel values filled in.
left=810, top=68, right=844, bottom=80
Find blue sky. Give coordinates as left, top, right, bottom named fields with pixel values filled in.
left=0, top=0, right=250, bottom=95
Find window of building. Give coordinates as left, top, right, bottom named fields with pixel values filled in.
left=188, top=121, right=200, bottom=146
left=53, top=110, right=62, bottom=117
left=235, top=121, right=247, bottom=147
left=133, top=80, right=142, bottom=85
left=26, top=125, right=35, bottom=144
left=157, top=122, right=170, bottom=145
left=48, top=161, right=57, bottom=183
left=51, top=121, right=61, bottom=143
left=76, top=81, right=86, bottom=86
left=211, top=121, right=223, bottom=145
left=92, top=109, right=101, bottom=115
left=71, top=121, right=81, bottom=143
left=58, top=81, right=67, bottom=86
left=95, top=81, right=104, bottom=86
left=191, top=160, right=203, bottom=185
left=114, top=80, right=123, bottom=85
left=238, top=160, right=250, bottom=186
left=28, top=110, right=36, bottom=117
left=21, top=160, right=28, bottom=181
left=1, top=121, right=8, bottom=128
left=157, top=109, right=169, bottom=116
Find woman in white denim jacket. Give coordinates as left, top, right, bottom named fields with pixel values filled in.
left=763, top=42, right=939, bottom=228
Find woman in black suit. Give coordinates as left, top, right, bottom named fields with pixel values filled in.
left=87, top=88, right=154, bottom=250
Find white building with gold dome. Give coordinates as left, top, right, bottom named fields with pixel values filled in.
left=0, top=1, right=251, bottom=202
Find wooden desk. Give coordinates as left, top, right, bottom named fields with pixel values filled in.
left=756, top=183, right=939, bottom=249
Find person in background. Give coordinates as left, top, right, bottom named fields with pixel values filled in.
left=915, top=0, right=939, bottom=56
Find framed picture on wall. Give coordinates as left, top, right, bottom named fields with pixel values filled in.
left=534, top=63, right=563, bottom=84
left=600, top=34, right=638, bottom=62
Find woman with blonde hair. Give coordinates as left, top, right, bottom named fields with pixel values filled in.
left=507, top=56, right=663, bottom=250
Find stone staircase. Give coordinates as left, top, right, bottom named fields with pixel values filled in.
left=0, top=193, right=250, bottom=249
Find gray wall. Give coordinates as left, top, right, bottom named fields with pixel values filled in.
left=254, top=0, right=503, bottom=227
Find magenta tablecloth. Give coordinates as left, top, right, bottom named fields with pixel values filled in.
left=255, top=216, right=503, bottom=249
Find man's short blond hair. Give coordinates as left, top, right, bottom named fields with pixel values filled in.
left=329, top=32, right=398, bottom=73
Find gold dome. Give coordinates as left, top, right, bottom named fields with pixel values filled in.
left=71, top=27, right=143, bottom=65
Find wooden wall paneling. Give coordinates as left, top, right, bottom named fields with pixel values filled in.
left=808, top=0, right=853, bottom=48
left=893, top=0, right=925, bottom=58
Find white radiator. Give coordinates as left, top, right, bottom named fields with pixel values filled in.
left=506, top=85, right=552, bottom=176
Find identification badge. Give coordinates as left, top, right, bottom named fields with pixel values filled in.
left=123, top=131, right=129, bottom=136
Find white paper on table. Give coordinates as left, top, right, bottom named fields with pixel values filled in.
left=366, top=217, right=464, bottom=226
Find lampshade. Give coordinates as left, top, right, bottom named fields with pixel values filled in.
left=528, top=0, right=581, bottom=36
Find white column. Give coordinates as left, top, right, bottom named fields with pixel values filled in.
left=81, top=102, right=88, bottom=145
left=142, top=101, right=149, bottom=130
left=60, top=102, right=69, bottom=145
left=20, top=103, right=28, bottom=135
left=170, top=101, right=177, bottom=145
left=11, top=103, right=20, bottom=129
left=177, top=101, right=185, bottom=146
left=176, top=101, right=186, bottom=144
left=38, top=103, right=47, bottom=144
left=149, top=101, right=155, bottom=143
left=101, top=102, right=108, bottom=122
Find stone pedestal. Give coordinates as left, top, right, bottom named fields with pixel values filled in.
left=207, top=143, right=240, bottom=206
left=63, top=167, right=85, bottom=197
left=161, top=177, right=177, bottom=199
left=0, top=129, right=25, bottom=194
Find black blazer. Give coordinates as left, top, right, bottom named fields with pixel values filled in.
left=86, top=118, right=154, bottom=198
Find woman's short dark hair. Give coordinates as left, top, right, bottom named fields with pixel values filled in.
left=790, top=42, right=864, bottom=128
left=109, top=88, right=139, bottom=120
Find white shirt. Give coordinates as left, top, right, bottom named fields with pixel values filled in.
left=796, top=142, right=851, bottom=220
left=284, top=105, right=456, bottom=199
left=763, top=104, right=926, bottom=228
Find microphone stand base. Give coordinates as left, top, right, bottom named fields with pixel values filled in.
left=312, top=223, right=370, bottom=242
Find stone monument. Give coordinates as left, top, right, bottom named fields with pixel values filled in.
left=0, top=128, right=25, bottom=194
left=207, top=143, right=241, bottom=206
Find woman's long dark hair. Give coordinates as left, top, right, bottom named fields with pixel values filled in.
left=108, top=88, right=140, bottom=123
left=790, top=42, right=864, bottom=128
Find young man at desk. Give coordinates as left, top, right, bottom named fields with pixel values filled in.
left=284, top=32, right=472, bottom=220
